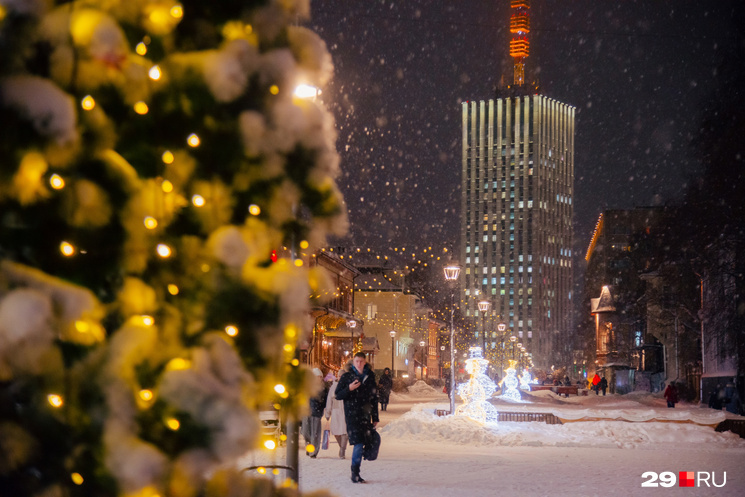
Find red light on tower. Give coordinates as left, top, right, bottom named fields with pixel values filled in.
left=509, top=0, right=530, bottom=86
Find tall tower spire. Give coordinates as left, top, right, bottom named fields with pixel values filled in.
left=509, top=0, right=530, bottom=86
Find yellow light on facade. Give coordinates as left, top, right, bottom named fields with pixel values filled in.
left=71, top=473, right=84, bottom=485
left=170, top=4, right=183, bottom=18
left=274, top=384, right=286, bottom=394
left=291, top=359, right=299, bottom=366
left=50, top=174, right=65, bottom=189
left=269, top=85, right=279, bottom=95
left=187, top=133, right=200, bottom=147
left=161, top=151, right=174, bottom=164
left=167, top=284, right=179, bottom=295
left=264, top=440, right=276, bottom=450
left=139, top=389, right=154, bottom=401
left=191, top=194, right=205, bottom=207
left=156, top=243, right=171, bottom=257
left=280, top=433, right=287, bottom=441
left=299, top=240, right=309, bottom=249
left=283, top=344, right=293, bottom=352
left=285, top=324, right=297, bottom=338
left=225, top=325, right=238, bottom=337
left=134, top=101, right=149, bottom=114
left=166, top=417, right=180, bottom=430
left=161, top=179, right=174, bottom=192
left=81, top=95, right=95, bottom=110
left=149, top=65, right=162, bottom=80
left=294, top=259, right=303, bottom=267
left=135, top=41, right=147, bottom=55
left=60, top=241, right=75, bottom=257
left=248, top=204, right=261, bottom=216
left=47, top=394, right=63, bottom=408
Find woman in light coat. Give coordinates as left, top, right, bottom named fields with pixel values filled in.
left=324, top=369, right=349, bottom=458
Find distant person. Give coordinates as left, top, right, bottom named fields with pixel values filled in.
left=563, top=375, right=571, bottom=386
left=599, top=376, right=608, bottom=396
left=708, top=384, right=723, bottom=410
left=304, top=368, right=328, bottom=458
left=378, top=367, right=393, bottom=411
left=591, top=373, right=601, bottom=395
left=724, top=379, right=742, bottom=415
left=335, top=352, right=379, bottom=483
left=663, top=381, right=679, bottom=408
left=325, top=369, right=349, bottom=459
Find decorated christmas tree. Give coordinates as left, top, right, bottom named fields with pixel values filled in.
left=0, top=0, right=344, bottom=495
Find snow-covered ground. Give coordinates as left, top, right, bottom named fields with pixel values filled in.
left=243, top=382, right=745, bottom=496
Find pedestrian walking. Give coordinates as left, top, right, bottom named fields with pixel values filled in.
left=599, top=376, right=608, bottom=396
left=378, top=367, right=393, bottom=411
left=663, top=381, right=679, bottom=408
left=591, top=373, right=601, bottom=395
left=335, top=352, right=379, bottom=483
left=303, top=368, right=327, bottom=458
left=324, top=369, right=349, bottom=459
left=724, top=379, right=742, bottom=415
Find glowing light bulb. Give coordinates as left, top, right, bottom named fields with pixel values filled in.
left=274, top=384, right=286, bottom=394
left=135, top=41, right=147, bottom=55
left=200, top=263, right=210, bottom=272
left=75, top=320, right=90, bottom=333
left=50, top=174, right=65, bottom=189
left=144, top=216, right=158, bottom=229
left=60, top=241, right=75, bottom=257
left=191, top=194, right=205, bottom=207
left=134, top=101, right=149, bottom=114
left=149, top=65, right=162, bottom=80
left=186, top=133, right=200, bottom=147
left=161, top=151, right=174, bottom=164
left=248, top=204, right=261, bottom=216
left=167, top=284, right=179, bottom=295
left=285, top=324, right=297, bottom=338
left=47, top=394, right=64, bottom=408
left=294, top=259, right=303, bottom=267
left=170, top=4, right=183, bottom=18
left=166, top=417, right=180, bottom=430
left=71, top=473, right=84, bottom=485
left=141, top=315, right=154, bottom=326
left=81, top=95, right=95, bottom=110
left=264, top=440, right=276, bottom=450
left=161, top=179, right=173, bottom=193
left=269, top=85, right=279, bottom=95
left=299, top=240, right=309, bottom=249
left=291, top=359, right=299, bottom=366
left=139, top=389, right=153, bottom=401
left=225, top=325, right=238, bottom=336
left=257, top=467, right=266, bottom=474
left=283, top=344, right=293, bottom=352
left=166, top=358, right=191, bottom=370
left=305, top=444, right=315, bottom=453
left=156, top=244, right=171, bottom=257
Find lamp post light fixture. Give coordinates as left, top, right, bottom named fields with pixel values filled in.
left=443, top=264, right=461, bottom=415
left=477, top=300, right=491, bottom=355
left=389, top=330, right=396, bottom=376
left=509, top=335, right=517, bottom=360
left=419, top=340, right=426, bottom=380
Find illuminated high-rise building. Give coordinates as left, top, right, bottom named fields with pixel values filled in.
left=459, top=0, right=575, bottom=369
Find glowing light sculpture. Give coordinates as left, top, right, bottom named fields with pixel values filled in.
left=499, top=360, right=522, bottom=402
left=519, top=368, right=532, bottom=390
left=454, top=347, right=500, bottom=424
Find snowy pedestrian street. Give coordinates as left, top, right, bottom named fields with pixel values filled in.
left=279, top=383, right=745, bottom=497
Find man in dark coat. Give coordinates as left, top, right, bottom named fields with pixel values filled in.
left=599, top=376, right=608, bottom=396
left=335, top=352, right=379, bottom=483
left=378, top=367, right=393, bottom=411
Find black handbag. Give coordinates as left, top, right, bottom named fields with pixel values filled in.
left=362, top=428, right=381, bottom=461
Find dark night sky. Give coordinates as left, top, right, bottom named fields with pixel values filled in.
left=308, top=0, right=744, bottom=264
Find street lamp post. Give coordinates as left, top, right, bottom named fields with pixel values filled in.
left=510, top=335, right=517, bottom=361
left=477, top=300, right=491, bottom=355
left=444, top=264, right=461, bottom=415
left=419, top=340, right=426, bottom=380
left=389, top=330, right=396, bottom=377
